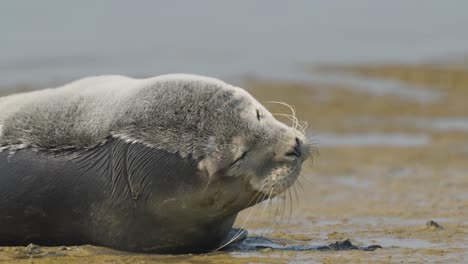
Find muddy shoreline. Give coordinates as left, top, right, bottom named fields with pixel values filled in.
left=1, top=64, right=467, bottom=263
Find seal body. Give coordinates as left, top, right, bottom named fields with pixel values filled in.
left=0, top=74, right=310, bottom=253
left=0, top=138, right=243, bottom=253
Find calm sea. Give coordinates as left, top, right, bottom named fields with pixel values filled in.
left=1, top=0, right=467, bottom=87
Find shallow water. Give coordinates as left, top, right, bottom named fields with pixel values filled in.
left=344, top=117, right=468, bottom=133
left=404, top=117, right=468, bottom=132
left=315, top=133, right=431, bottom=147
left=297, top=72, right=443, bottom=103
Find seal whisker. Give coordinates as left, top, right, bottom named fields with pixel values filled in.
left=294, top=185, right=301, bottom=217
left=215, top=206, right=255, bottom=250
left=279, top=192, right=288, bottom=224
left=298, top=173, right=313, bottom=184
left=304, top=139, right=318, bottom=168
left=265, top=101, right=297, bottom=119
left=270, top=192, right=289, bottom=234
left=284, top=192, right=292, bottom=225
left=271, top=113, right=297, bottom=129
left=298, top=120, right=309, bottom=134
left=266, top=101, right=299, bottom=130
left=292, top=182, right=300, bottom=204
left=272, top=195, right=283, bottom=230
left=262, top=185, right=275, bottom=217
left=287, top=187, right=293, bottom=220
left=276, top=192, right=285, bottom=226
left=266, top=196, right=281, bottom=235
left=296, top=177, right=304, bottom=193
left=278, top=189, right=291, bottom=226
left=257, top=184, right=273, bottom=237
left=269, top=186, right=280, bottom=232
left=214, top=181, right=269, bottom=251
left=247, top=188, right=264, bottom=208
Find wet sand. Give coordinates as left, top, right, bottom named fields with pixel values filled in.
left=1, top=64, right=467, bottom=263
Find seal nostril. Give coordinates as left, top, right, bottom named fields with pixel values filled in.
left=295, top=137, right=302, bottom=149
left=286, top=137, right=302, bottom=158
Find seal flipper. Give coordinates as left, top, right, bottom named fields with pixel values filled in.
left=215, top=228, right=248, bottom=251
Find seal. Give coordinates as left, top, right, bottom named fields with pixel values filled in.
left=0, top=74, right=311, bottom=253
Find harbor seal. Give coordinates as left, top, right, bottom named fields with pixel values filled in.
left=0, top=74, right=311, bottom=253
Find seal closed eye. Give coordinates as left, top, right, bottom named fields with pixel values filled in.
left=0, top=74, right=311, bottom=253
left=231, top=150, right=249, bottom=166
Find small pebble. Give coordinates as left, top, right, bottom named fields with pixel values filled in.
left=25, top=243, right=41, bottom=255
left=426, top=220, right=443, bottom=230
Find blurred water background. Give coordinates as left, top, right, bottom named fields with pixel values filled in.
left=1, top=0, right=468, bottom=88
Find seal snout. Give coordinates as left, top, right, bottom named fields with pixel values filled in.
left=285, top=137, right=303, bottom=158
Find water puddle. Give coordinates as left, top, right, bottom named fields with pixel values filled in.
left=245, top=70, right=443, bottom=103
left=347, top=217, right=454, bottom=227
left=315, top=133, right=430, bottom=147
left=306, top=72, right=443, bottom=103
left=225, top=216, right=450, bottom=258
left=401, top=117, right=468, bottom=132
left=356, top=237, right=440, bottom=249
left=344, top=117, right=468, bottom=133
left=225, top=236, right=381, bottom=253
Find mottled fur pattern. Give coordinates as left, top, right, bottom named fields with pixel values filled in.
left=0, top=74, right=310, bottom=195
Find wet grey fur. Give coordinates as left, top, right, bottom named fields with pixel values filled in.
left=0, top=75, right=242, bottom=158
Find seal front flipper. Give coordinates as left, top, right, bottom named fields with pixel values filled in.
left=215, top=228, right=248, bottom=251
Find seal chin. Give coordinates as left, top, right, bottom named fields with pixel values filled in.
left=252, top=164, right=301, bottom=197
left=250, top=152, right=306, bottom=197
left=248, top=133, right=311, bottom=198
